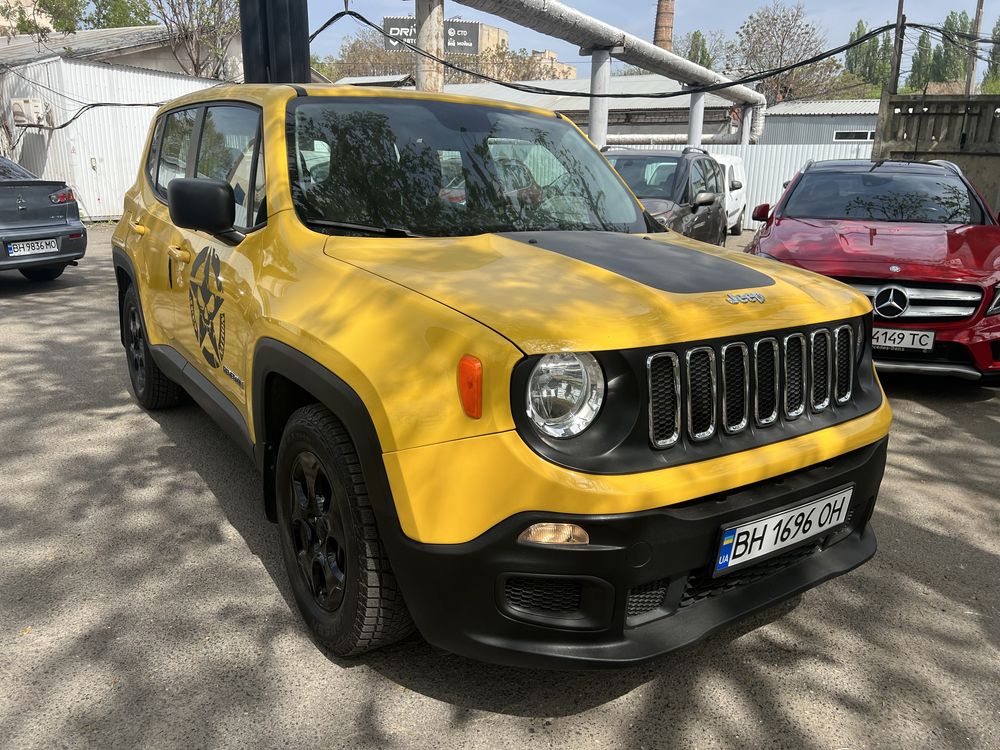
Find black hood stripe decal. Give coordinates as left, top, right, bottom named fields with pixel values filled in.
left=499, top=231, right=775, bottom=294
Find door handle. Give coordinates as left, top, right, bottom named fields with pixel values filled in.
left=128, top=219, right=147, bottom=236
left=168, top=245, right=192, bottom=263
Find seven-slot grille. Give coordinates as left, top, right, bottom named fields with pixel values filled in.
left=649, top=325, right=855, bottom=448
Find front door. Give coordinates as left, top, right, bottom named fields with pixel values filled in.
left=169, top=104, right=265, bottom=412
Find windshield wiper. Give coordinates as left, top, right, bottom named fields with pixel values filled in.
left=306, top=219, right=423, bottom=238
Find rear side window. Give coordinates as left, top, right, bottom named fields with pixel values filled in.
left=784, top=171, right=985, bottom=225
left=156, top=109, right=197, bottom=194
left=145, top=117, right=165, bottom=185
left=195, top=105, right=261, bottom=229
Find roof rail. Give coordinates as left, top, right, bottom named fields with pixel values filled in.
left=800, top=159, right=815, bottom=173
left=928, top=159, right=963, bottom=175
left=682, top=146, right=710, bottom=155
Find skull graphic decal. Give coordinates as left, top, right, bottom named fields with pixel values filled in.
left=188, top=247, right=226, bottom=368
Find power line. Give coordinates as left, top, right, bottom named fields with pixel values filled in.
left=310, top=9, right=898, bottom=100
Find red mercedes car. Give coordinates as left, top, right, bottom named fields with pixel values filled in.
left=746, top=159, right=1000, bottom=384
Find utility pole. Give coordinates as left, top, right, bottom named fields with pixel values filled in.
left=415, top=0, right=445, bottom=92
left=889, top=0, right=906, bottom=94
left=238, top=0, right=311, bottom=83
left=965, top=0, right=985, bottom=96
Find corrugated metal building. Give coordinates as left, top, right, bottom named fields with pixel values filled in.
left=1, top=57, right=213, bottom=220
left=0, top=27, right=222, bottom=220
left=760, top=100, right=880, bottom=145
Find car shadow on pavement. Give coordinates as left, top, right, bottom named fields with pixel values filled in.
left=0, top=269, right=91, bottom=298
left=142, top=387, right=1000, bottom=749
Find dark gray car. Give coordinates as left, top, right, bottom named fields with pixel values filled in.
left=1, top=156, right=86, bottom=282
left=604, top=147, right=728, bottom=246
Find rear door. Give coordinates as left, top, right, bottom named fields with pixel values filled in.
left=125, top=107, right=199, bottom=341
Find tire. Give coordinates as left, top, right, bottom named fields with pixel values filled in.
left=276, top=404, right=413, bottom=657
left=19, top=265, right=65, bottom=282
left=730, top=213, right=743, bottom=236
left=122, top=285, right=186, bottom=409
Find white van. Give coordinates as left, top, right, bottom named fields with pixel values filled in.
left=711, top=154, right=747, bottom=235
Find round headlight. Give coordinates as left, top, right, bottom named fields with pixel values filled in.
left=526, top=352, right=605, bottom=438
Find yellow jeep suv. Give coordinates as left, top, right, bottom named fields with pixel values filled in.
left=112, top=85, right=891, bottom=668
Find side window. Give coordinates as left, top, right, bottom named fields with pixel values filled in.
left=156, top=108, right=197, bottom=195
left=249, top=147, right=266, bottom=226
left=145, top=116, right=165, bottom=185
left=690, top=160, right=709, bottom=197
left=705, top=161, right=723, bottom=193
left=196, top=105, right=261, bottom=229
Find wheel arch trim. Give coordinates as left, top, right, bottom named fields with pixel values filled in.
left=251, top=338, right=399, bottom=533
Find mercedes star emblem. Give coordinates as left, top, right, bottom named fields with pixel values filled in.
left=873, top=285, right=909, bottom=319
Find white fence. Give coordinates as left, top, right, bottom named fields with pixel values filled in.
left=634, top=142, right=875, bottom=215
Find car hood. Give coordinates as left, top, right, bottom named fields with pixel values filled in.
left=766, top=218, right=1000, bottom=281
left=324, top=230, right=871, bottom=354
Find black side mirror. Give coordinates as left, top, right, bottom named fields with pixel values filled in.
left=730, top=180, right=743, bottom=191
left=692, top=191, right=716, bottom=211
left=167, top=178, right=244, bottom=245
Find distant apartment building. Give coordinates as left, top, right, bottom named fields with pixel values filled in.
left=530, top=50, right=576, bottom=80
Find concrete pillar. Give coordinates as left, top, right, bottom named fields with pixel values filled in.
left=415, top=0, right=445, bottom=92
left=740, top=105, right=753, bottom=145
left=588, top=49, right=611, bottom=148
left=687, top=90, right=705, bottom=146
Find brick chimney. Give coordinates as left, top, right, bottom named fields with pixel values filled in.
left=653, top=0, right=675, bottom=51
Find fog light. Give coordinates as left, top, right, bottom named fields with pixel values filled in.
left=518, top=523, right=589, bottom=546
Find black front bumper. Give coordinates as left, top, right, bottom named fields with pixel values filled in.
left=390, top=438, right=887, bottom=669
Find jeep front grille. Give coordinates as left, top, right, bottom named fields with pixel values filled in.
left=648, top=325, right=858, bottom=448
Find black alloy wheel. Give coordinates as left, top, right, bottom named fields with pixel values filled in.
left=288, top=450, right=348, bottom=612
left=125, top=303, right=147, bottom=394
left=121, top=285, right=185, bottom=409
left=275, top=404, right=413, bottom=657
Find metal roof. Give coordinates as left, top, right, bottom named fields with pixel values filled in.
left=440, top=74, right=732, bottom=112
left=766, top=99, right=880, bottom=117
left=0, top=25, right=172, bottom=68
left=336, top=74, right=415, bottom=86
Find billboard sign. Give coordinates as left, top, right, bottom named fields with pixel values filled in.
left=383, top=16, right=481, bottom=55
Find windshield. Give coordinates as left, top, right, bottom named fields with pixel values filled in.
left=288, top=97, right=646, bottom=236
left=606, top=155, right=680, bottom=200
left=783, top=171, right=985, bottom=224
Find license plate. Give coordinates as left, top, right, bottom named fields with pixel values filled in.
left=714, top=487, right=853, bottom=576
left=872, top=327, right=935, bottom=351
left=7, top=238, right=58, bottom=257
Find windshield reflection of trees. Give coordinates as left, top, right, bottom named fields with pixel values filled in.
left=291, top=109, right=633, bottom=236
left=844, top=182, right=973, bottom=224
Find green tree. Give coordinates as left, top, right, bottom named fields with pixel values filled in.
left=982, top=16, right=1000, bottom=91
left=929, top=10, right=972, bottom=83
left=728, top=1, right=840, bottom=104
left=86, top=0, right=151, bottom=27
left=844, top=19, right=893, bottom=86
left=907, top=30, right=933, bottom=89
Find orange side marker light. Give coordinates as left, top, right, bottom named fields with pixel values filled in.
left=458, top=355, right=483, bottom=419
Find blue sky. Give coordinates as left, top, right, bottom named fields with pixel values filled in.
left=308, top=1, right=1000, bottom=77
